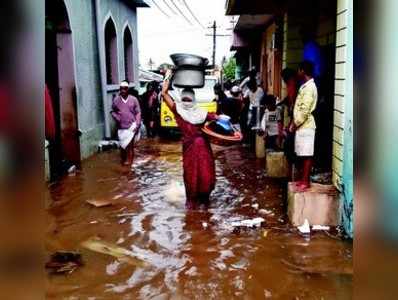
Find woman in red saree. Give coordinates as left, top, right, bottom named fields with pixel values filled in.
left=161, top=74, right=218, bottom=209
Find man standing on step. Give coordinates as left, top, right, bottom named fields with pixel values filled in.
left=290, top=61, right=318, bottom=191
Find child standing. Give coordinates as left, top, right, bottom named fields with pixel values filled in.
left=260, top=95, right=281, bottom=150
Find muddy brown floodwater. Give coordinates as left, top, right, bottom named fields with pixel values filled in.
left=45, top=139, right=352, bottom=299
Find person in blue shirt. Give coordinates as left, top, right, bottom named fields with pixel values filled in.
left=300, top=25, right=324, bottom=88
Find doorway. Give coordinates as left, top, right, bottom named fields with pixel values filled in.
left=46, top=0, right=80, bottom=178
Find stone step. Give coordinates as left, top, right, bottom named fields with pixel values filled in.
left=266, top=151, right=289, bottom=178
left=287, top=182, right=340, bottom=226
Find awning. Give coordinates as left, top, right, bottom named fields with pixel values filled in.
left=235, top=14, right=273, bottom=31
left=122, top=0, right=149, bottom=8
left=225, top=0, right=336, bottom=17
left=225, top=0, right=285, bottom=15
left=230, top=32, right=249, bottom=50
left=132, top=0, right=150, bottom=7
left=229, top=15, right=271, bottom=51
left=139, top=69, right=163, bottom=82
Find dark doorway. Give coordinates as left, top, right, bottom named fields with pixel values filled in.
left=124, top=27, right=134, bottom=83
left=46, top=0, right=80, bottom=179
left=105, top=18, right=118, bottom=84
left=314, top=43, right=336, bottom=172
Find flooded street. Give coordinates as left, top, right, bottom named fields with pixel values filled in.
left=46, top=139, right=352, bottom=299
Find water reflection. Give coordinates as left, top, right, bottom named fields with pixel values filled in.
left=46, top=139, right=352, bottom=299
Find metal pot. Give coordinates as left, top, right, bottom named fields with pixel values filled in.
left=170, top=53, right=209, bottom=68
left=171, top=66, right=205, bottom=88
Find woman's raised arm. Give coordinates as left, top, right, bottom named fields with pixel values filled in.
left=161, top=71, right=176, bottom=111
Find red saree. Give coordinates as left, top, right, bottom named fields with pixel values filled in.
left=174, top=108, right=217, bottom=208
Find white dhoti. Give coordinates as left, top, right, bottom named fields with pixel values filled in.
left=118, top=122, right=141, bottom=149
left=295, top=128, right=315, bottom=157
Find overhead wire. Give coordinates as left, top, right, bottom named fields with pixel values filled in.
left=143, top=27, right=203, bottom=38
left=163, top=0, right=178, bottom=15
left=150, top=0, right=171, bottom=18
left=179, top=0, right=205, bottom=29
left=169, top=0, right=194, bottom=26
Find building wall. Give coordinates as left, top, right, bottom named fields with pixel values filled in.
left=281, top=14, right=288, bottom=99
left=332, top=0, right=350, bottom=189
left=62, top=0, right=139, bottom=158
left=281, top=13, right=336, bottom=98
left=333, top=0, right=353, bottom=237
left=63, top=0, right=104, bottom=159
left=96, top=0, right=139, bottom=138
left=260, top=23, right=282, bottom=97
left=280, top=1, right=352, bottom=236
left=283, top=15, right=335, bottom=68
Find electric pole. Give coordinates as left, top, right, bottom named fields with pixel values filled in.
left=148, top=58, right=155, bottom=71
left=206, top=21, right=231, bottom=68
left=212, top=21, right=216, bottom=67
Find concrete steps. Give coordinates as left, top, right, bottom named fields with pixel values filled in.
left=287, top=182, right=340, bottom=226
left=266, top=151, right=289, bottom=178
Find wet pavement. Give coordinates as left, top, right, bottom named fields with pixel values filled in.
left=45, top=138, right=352, bottom=299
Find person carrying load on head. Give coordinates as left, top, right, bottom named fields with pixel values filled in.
left=161, top=70, right=219, bottom=210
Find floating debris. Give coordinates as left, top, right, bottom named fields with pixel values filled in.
left=45, top=251, right=83, bottom=275
left=112, top=194, right=124, bottom=200
left=251, top=203, right=259, bottom=210
left=118, top=218, right=127, bottom=224
left=97, top=140, right=119, bottom=151
left=116, top=237, right=125, bottom=245
left=68, top=165, right=77, bottom=174
left=312, top=225, right=330, bottom=231
left=231, top=217, right=265, bottom=228
left=106, top=260, right=121, bottom=276
left=264, top=289, right=272, bottom=298
left=259, top=209, right=273, bottom=215
left=297, top=219, right=311, bottom=234
left=202, top=222, right=208, bottom=229
left=86, top=198, right=113, bottom=208
left=116, top=213, right=136, bottom=217
left=81, top=237, right=147, bottom=267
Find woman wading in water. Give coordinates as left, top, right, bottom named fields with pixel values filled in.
left=161, top=71, right=219, bottom=209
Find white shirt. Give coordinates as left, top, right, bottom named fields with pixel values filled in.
left=121, top=95, right=129, bottom=104
left=261, top=109, right=280, bottom=136
left=294, top=78, right=318, bottom=129
left=248, top=87, right=264, bottom=109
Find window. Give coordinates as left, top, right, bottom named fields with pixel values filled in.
left=105, top=18, right=118, bottom=84
left=123, top=27, right=134, bottom=83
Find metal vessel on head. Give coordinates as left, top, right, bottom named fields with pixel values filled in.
left=170, top=53, right=209, bottom=88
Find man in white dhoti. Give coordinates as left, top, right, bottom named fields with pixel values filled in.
left=111, top=81, right=142, bottom=166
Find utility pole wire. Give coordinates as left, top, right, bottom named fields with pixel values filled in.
left=205, top=34, right=232, bottom=36
left=179, top=0, right=205, bottom=29
left=169, top=0, right=194, bottom=26
left=206, top=20, right=232, bottom=67
left=163, top=0, right=178, bottom=15
left=211, top=21, right=216, bottom=67
left=151, top=0, right=170, bottom=18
